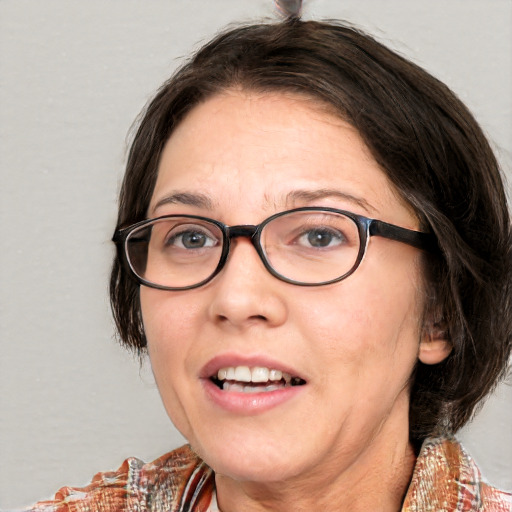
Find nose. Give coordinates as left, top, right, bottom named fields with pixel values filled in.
left=207, top=238, right=288, bottom=330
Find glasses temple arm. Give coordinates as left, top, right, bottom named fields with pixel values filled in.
left=369, top=220, right=437, bottom=252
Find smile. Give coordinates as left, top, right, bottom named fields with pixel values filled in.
left=211, top=365, right=306, bottom=393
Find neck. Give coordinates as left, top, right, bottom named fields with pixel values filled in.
left=214, top=395, right=416, bottom=512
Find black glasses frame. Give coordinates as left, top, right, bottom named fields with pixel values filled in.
left=112, top=206, right=436, bottom=290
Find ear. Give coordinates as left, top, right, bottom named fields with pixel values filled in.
left=418, top=321, right=452, bottom=365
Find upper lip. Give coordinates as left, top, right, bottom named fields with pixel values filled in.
left=200, top=353, right=307, bottom=382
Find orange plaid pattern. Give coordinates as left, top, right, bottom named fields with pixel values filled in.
left=402, top=438, right=511, bottom=511
left=26, top=438, right=511, bottom=511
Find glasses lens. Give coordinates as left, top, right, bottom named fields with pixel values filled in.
left=260, top=210, right=361, bottom=284
left=125, top=217, right=224, bottom=289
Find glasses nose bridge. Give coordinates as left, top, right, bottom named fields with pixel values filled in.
left=225, top=223, right=265, bottom=260
left=227, top=224, right=258, bottom=240
left=226, top=224, right=259, bottom=250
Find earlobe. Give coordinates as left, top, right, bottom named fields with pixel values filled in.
left=418, top=324, right=452, bottom=365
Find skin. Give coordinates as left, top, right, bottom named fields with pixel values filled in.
left=140, top=90, right=450, bottom=511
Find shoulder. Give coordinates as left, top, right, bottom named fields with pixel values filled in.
left=24, top=445, right=214, bottom=512
left=403, top=437, right=512, bottom=511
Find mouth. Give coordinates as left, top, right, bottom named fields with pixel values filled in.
left=210, top=365, right=306, bottom=393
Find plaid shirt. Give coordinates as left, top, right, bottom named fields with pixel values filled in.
left=25, top=438, right=511, bottom=511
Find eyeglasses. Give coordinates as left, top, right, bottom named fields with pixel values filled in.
left=112, top=207, right=436, bottom=290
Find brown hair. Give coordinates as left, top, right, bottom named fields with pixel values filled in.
left=110, top=19, right=512, bottom=441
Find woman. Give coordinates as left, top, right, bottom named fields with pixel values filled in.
left=27, top=12, right=511, bottom=512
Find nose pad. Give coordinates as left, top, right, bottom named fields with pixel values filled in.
left=207, top=239, right=288, bottom=329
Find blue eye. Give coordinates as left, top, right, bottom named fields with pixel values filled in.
left=297, top=228, right=345, bottom=248
left=166, top=227, right=218, bottom=249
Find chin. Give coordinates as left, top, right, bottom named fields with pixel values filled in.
left=189, top=435, right=309, bottom=483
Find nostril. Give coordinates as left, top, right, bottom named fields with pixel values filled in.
left=207, top=264, right=288, bottom=327
left=216, top=314, right=267, bottom=323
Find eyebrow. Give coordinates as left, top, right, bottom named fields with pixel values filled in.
left=284, top=189, right=377, bottom=214
left=152, top=192, right=215, bottom=214
left=151, top=188, right=376, bottom=216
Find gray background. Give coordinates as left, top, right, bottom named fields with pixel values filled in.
left=1, top=1, right=511, bottom=509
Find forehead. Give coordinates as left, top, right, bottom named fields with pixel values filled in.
left=151, top=91, right=416, bottom=227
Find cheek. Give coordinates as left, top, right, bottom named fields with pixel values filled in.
left=140, top=289, right=199, bottom=390
left=140, top=289, right=202, bottom=437
left=141, top=288, right=202, bottom=347
left=296, top=264, right=424, bottom=374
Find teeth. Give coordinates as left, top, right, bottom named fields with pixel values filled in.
left=216, top=366, right=293, bottom=384
left=223, top=382, right=287, bottom=393
left=226, top=383, right=244, bottom=392
left=234, top=366, right=252, bottom=382
left=251, top=367, right=269, bottom=382
left=243, top=385, right=264, bottom=393
left=214, top=366, right=305, bottom=393
left=269, top=369, right=282, bottom=381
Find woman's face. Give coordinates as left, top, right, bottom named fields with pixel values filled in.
left=141, top=91, right=431, bottom=483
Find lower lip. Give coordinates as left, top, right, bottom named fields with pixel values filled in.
left=202, top=379, right=304, bottom=414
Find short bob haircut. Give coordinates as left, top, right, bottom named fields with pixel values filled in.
left=111, top=19, right=512, bottom=441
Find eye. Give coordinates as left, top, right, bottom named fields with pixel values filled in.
left=165, top=226, right=218, bottom=249
left=296, top=227, right=345, bottom=248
